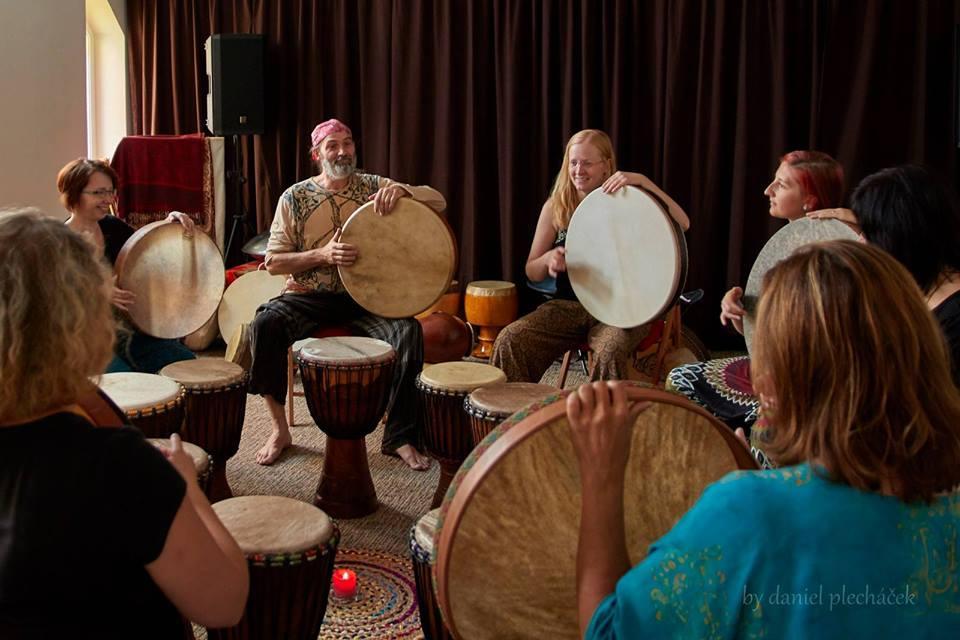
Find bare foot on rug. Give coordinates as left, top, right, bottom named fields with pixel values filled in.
left=255, top=430, right=293, bottom=465
left=395, top=444, right=431, bottom=471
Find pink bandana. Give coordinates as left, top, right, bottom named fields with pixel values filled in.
left=310, top=119, right=352, bottom=148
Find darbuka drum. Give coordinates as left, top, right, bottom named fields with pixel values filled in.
left=147, top=438, right=212, bottom=496
left=217, top=268, right=287, bottom=346
left=416, top=362, right=506, bottom=508
left=209, top=496, right=339, bottom=640
left=338, top=199, right=457, bottom=318
left=159, top=359, right=248, bottom=501
left=419, top=311, right=474, bottom=364
left=409, top=509, right=453, bottom=640
left=434, top=387, right=758, bottom=640
left=742, top=217, right=859, bottom=354
left=115, top=219, right=225, bottom=338
left=464, top=382, right=556, bottom=446
left=96, top=372, right=185, bottom=438
left=464, top=281, right=518, bottom=358
left=299, top=337, right=397, bottom=518
left=566, top=186, right=687, bottom=328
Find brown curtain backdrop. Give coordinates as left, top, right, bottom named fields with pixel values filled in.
left=127, top=0, right=960, bottom=348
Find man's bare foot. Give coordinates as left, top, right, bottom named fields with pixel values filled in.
left=255, top=431, right=293, bottom=465
left=394, top=444, right=431, bottom=471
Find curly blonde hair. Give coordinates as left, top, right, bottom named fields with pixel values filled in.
left=549, top=129, right=617, bottom=230
left=0, top=209, right=115, bottom=423
left=752, top=240, right=960, bottom=502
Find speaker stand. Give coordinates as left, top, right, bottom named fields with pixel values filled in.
left=224, top=133, right=249, bottom=263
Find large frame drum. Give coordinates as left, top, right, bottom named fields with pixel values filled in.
left=159, top=359, right=249, bottom=501
left=463, top=281, right=518, bottom=358
left=298, top=337, right=397, bottom=519
left=416, top=362, right=506, bottom=508
left=96, top=372, right=185, bottom=438
left=409, top=509, right=454, bottom=640
left=434, top=386, right=758, bottom=639
left=209, top=496, right=340, bottom=640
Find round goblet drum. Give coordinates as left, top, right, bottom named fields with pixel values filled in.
left=464, top=382, right=557, bottom=446
left=146, top=438, right=212, bottom=496
left=209, top=496, right=340, bottom=640
left=434, top=386, right=758, bottom=640
left=298, top=336, right=397, bottom=519
left=96, top=372, right=185, bottom=438
left=416, top=361, right=506, bottom=508
left=409, top=509, right=454, bottom=640
left=464, top=281, right=518, bottom=358
left=159, top=359, right=248, bottom=501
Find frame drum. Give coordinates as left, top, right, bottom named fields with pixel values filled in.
left=115, top=219, right=225, bottom=339
left=218, top=269, right=287, bottom=345
left=434, top=386, right=757, bottom=639
left=338, top=199, right=457, bottom=318
left=566, top=186, right=687, bottom=328
left=742, top=218, right=860, bottom=355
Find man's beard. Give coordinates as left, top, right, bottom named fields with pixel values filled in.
left=322, top=155, right=356, bottom=179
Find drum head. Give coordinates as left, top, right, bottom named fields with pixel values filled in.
left=742, top=218, right=859, bottom=355
left=465, top=280, right=515, bottom=297
left=434, top=387, right=757, bottom=640
left=298, top=336, right=396, bottom=365
left=338, top=199, right=457, bottom=318
left=566, top=187, right=687, bottom=328
left=97, top=372, right=182, bottom=412
left=412, top=508, right=441, bottom=555
left=213, top=496, right=334, bottom=555
left=467, top=382, right=557, bottom=416
left=217, top=269, right=287, bottom=344
left=419, top=361, right=506, bottom=392
left=160, top=358, right=246, bottom=389
left=115, top=220, right=225, bottom=339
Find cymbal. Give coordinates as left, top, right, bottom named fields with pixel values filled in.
left=242, top=231, right=270, bottom=258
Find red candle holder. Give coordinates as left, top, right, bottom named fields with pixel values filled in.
left=332, top=568, right=358, bottom=601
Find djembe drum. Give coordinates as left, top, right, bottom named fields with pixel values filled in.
left=208, top=496, right=340, bottom=640
left=434, top=386, right=758, bottom=639
left=464, top=281, right=518, bottom=358
left=464, top=382, right=557, bottom=446
left=96, top=372, right=185, bottom=438
left=146, top=438, right=212, bottom=496
left=409, top=509, right=453, bottom=640
left=416, top=362, right=506, bottom=508
left=159, top=359, right=248, bottom=501
left=298, top=336, right=397, bottom=518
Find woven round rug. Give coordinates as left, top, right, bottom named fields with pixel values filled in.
left=321, top=548, right=423, bottom=639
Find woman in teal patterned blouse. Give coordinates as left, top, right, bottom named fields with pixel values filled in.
left=568, top=240, right=960, bottom=639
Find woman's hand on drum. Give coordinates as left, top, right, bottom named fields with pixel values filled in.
left=567, top=382, right=650, bottom=487
left=370, top=184, right=409, bottom=216
left=167, top=211, right=196, bottom=235
left=158, top=434, right=201, bottom=488
left=546, top=246, right=567, bottom=277
left=806, top=207, right=861, bottom=234
left=720, top=286, right=745, bottom=335
left=317, top=228, right=358, bottom=267
left=601, top=171, right=646, bottom=194
left=111, top=276, right=136, bottom=311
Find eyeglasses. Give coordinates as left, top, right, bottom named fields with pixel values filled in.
left=82, top=188, right=117, bottom=198
left=569, top=159, right=603, bottom=170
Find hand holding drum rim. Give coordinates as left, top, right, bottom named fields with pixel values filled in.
left=318, top=228, right=358, bottom=267
left=368, top=183, right=408, bottom=216
left=719, top=286, right=745, bottom=334
left=566, top=381, right=651, bottom=486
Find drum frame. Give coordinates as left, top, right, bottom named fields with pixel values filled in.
left=299, top=355, right=397, bottom=519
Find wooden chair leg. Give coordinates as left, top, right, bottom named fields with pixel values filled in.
left=557, top=350, right=572, bottom=389
left=653, top=306, right=681, bottom=385
left=286, top=347, right=295, bottom=426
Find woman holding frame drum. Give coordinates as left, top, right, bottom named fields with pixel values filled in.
left=667, top=151, right=844, bottom=429
left=571, top=241, right=960, bottom=638
left=491, top=129, right=690, bottom=383
left=0, top=210, right=248, bottom=637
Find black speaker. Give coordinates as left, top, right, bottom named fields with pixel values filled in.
left=205, top=34, right=264, bottom=136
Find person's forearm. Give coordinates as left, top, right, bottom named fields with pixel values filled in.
left=526, top=254, right=552, bottom=283
left=577, top=477, right=631, bottom=638
left=264, top=249, right=324, bottom=275
left=397, top=184, right=447, bottom=213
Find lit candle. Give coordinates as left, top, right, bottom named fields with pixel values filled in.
left=332, top=568, right=358, bottom=600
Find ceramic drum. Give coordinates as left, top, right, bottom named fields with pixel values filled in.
left=298, top=337, right=397, bottom=519
left=464, top=382, right=557, bottom=446
left=416, top=362, right=506, bottom=508
left=96, top=372, right=185, bottom=438
left=208, top=496, right=340, bottom=640
left=464, top=281, right=518, bottom=358
left=409, top=509, right=453, bottom=640
left=159, top=359, right=249, bottom=501
left=147, top=438, right=212, bottom=496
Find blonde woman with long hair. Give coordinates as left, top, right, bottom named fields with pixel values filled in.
left=491, top=129, right=689, bottom=383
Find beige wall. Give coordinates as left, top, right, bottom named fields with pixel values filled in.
left=0, top=0, right=87, bottom=217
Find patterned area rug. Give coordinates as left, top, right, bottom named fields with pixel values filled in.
left=321, top=548, right=423, bottom=640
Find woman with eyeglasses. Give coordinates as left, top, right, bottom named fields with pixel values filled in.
left=491, top=129, right=689, bottom=383
left=59, top=158, right=196, bottom=373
